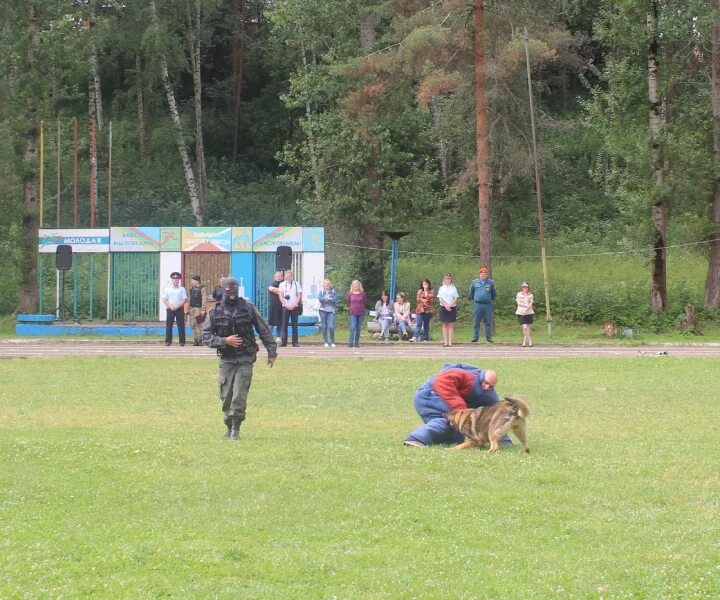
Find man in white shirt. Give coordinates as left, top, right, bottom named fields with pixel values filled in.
left=278, top=270, right=303, bottom=347
left=162, top=271, right=188, bottom=346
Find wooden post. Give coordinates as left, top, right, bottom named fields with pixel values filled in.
left=108, top=120, right=112, bottom=227
left=39, top=119, right=44, bottom=227
left=56, top=121, right=61, bottom=227
left=524, top=28, right=552, bottom=336
left=73, top=117, right=78, bottom=227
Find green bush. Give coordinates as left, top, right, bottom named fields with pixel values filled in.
left=382, top=248, right=718, bottom=332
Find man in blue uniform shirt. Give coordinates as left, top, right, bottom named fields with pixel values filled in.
left=162, top=272, right=188, bottom=346
left=469, top=266, right=496, bottom=343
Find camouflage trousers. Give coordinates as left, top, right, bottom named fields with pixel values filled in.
left=218, top=359, right=254, bottom=423
left=189, top=307, right=205, bottom=342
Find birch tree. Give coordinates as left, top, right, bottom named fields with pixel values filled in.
left=588, top=0, right=713, bottom=313
left=184, top=0, right=211, bottom=217
left=149, top=0, right=203, bottom=225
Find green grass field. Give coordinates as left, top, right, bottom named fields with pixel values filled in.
left=2, top=357, right=719, bottom=598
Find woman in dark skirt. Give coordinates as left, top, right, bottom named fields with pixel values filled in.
left=267, top=271, right=284, bottom=338
left=437, top=273, right=459, bottom=347
left=515, top=281, right=535, bottom=347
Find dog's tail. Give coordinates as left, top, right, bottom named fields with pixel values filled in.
left=503, top=396, right=530, bottom=419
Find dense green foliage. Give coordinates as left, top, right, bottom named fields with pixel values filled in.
left=2, top=357, right=719, bottom=596
left=0, top=1, right=718, bottom=322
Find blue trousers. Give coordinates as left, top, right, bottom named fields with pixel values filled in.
left=405, top=383, right=462, bottom=445
left=349, top=314, right=364, bottom=346
left=472, top=302, right=493, bottom=341
left=414, top=313, right=432, bottom=341
left=320, top=311, right=335, bottom=344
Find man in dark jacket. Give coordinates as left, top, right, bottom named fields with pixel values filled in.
left=202, top=277, right=277, bottom=440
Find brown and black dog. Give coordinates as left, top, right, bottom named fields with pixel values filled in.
left=445, top=396, right=530, bottom=453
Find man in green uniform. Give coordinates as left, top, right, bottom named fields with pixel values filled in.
left=202, top=277, right=277, bottom=440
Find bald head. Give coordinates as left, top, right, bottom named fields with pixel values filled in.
left=482, top=369, right=498, bottom=390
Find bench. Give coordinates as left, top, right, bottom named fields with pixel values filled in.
left=366, top=311, right=415, bottom=336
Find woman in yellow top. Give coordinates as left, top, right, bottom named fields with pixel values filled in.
left=515, top=282, right=534, bottom=347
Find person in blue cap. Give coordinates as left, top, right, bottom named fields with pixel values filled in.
left=404, top=363, right=502, bottom=447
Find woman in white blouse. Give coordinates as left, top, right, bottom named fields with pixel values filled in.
left=437, top=274, right=459, bottom=347
left=515, top=282, right=535, bottom=347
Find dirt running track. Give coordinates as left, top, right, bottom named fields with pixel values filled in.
left=2, top=339, right=720, bottom=359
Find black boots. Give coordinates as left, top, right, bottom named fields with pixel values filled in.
left=229, top=417, right=242, bottom=441
left=223, top=417, right=242, bottom=440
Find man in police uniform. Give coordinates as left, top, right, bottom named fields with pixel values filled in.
left=469, top=266, right=496, bottom=343
left=202, top=277, right=277, bottom=440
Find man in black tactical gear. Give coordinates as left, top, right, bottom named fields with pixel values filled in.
left=202, top=276, right=277, bottom=440
left=188, top=275, right=208, bottom=346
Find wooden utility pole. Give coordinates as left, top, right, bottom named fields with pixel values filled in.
left=56, top=121, right=61, bottom=227
left=39, top=119, right=44, bottom=227
left=524, top=28, right=552, bottom=336
left=474, top=1, right=492, bottom=269
left=108, top=120, right=112, bottom=227
left=73, top=117, right=78, bottom=226
left=706, top=0, right=720, bottom=309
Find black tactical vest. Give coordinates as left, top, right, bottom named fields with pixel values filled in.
left=215, top=298, right=258, bottom=355
left=189, top=286, right=204, bottom=308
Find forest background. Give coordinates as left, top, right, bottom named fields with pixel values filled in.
left=1, top=0, right=720, bottom=332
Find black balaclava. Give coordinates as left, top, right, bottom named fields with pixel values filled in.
left=222, top=277, right=240, bottom=306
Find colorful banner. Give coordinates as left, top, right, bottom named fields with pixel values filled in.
left=253, top=226, right=303, bottom=252
left=182, top=227, right=232, bottom=252
left=302, top=227, right=325, bottom=252
left=39, top=229, right=110, bottom=253
left=160, top=227, right=182, bottom=251
left=231, top=227, right=253, bottom=252
left=110, top=227, right=161, bottom=252
left=39, top=226, right=324, bottom=253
